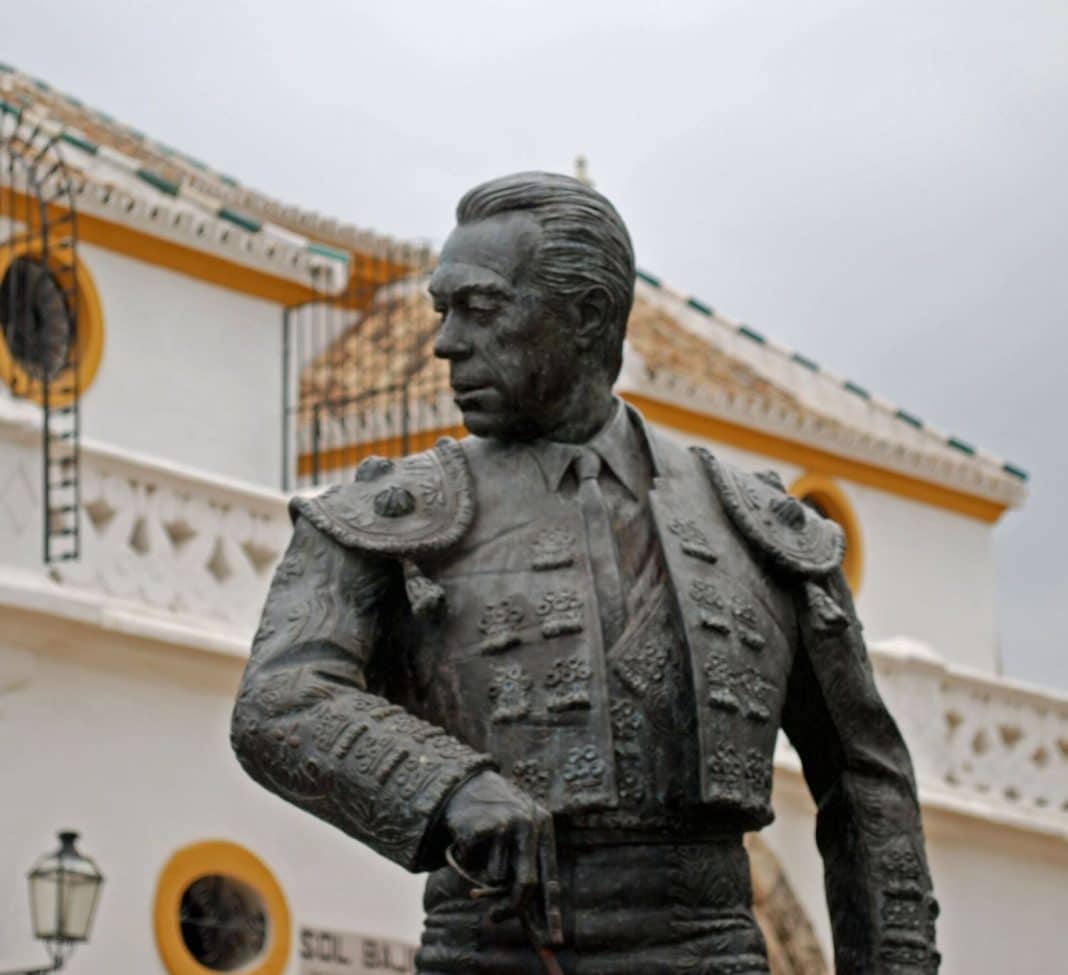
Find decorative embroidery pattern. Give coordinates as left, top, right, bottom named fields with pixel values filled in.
left=562, top=745, right=607, bottom=792
left=531, top=528, right=576, bottom=570
left=882, top=891, right=925, bottom=929
left=614, top=638, right=670, bottom=697
left=738, top=667, right=773, bottom=723
left=488, top=663, right=532, bottom=723
left=668, top=518, right=718, bottom=563
left=610, top=699, right=643, bottom=740
left=706, top=744, right=772, bottom=799
left=689, top=579, right=731, bottom=633
left=512, top=759, right=550, bottom=800
left=536, top=589, right=585, bottom=637
left=544, top=654, right=592, bottom=712
left=703, top=655, right=741, bottom=714
left=478, top=598, right=525, bottom=654
left=733, top=601, right=766, bottom=650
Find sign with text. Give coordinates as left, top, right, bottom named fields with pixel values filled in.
left=298, top=927, right=417, bottom=975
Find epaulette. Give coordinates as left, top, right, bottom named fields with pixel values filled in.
left=695, top=446, right=844, bottom=578
left=289, top=437, right=475, bottom=560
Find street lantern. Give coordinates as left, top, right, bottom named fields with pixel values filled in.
left=9, top=832, right=105, bottom=974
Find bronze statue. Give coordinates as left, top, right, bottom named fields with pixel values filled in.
left=231, top=173, right=940, bottom=973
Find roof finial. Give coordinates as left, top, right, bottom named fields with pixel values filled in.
left=573, top=155, right=593, bottom=188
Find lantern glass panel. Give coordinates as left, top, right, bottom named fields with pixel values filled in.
left=28, top=833, right=104, bottom=943
left=29, top=870, right=60, bottom=939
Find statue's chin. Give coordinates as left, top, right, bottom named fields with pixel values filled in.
left=459, top=408, right=534, bottom=442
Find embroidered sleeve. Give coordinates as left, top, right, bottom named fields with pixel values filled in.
left=782, top=569, right=940, bottom=974
left=230, top=517, right=494, bottom=872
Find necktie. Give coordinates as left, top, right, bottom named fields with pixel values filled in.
left=574, top=447, right=627, bottom=649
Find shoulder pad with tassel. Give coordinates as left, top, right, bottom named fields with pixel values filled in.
left=289, top=438, right=475, bottom=619
left=694, top=446, right=844, bottom=579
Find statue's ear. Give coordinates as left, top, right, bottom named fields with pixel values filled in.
left=576, top=285, right=612, bottom=349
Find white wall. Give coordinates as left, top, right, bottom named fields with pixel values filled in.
left=0, top=633, right=425, bottom=975
left=76, top=244, right=283, bottom=487
left=652, top=424, right=999, bottom=672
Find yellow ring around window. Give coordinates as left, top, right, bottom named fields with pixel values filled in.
left=154, top=840, right=291, bottom=975
left=789, top=473, right=865, bottom=593
left=0, top=242, right=105, bottom=406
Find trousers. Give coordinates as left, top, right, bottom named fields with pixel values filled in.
left=416, top=835, right=770, bottom=975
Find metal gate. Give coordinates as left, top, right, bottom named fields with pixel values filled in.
left=0, top=99, right=83, bottom=562
left=283, top=245, right=461, bottom=490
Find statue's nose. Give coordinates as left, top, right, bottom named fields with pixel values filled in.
left=433, top=316, right=472, bottom=360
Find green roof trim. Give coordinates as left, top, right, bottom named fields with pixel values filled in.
left=791, top=352, right=819, bottom=371
left=1002, top=462, right=1029, bottom=481
left=947, top=436, right=976, bottom=456
left=307, top=242, right=351, bottom=264
left=636, top=269, right=662, bottom=287
left=686, top=296, right=714, bottom=316
left=136, top=168, right=180, bottom=197
left=0, top=98, right=17, bottom=116
left=0, top=63, right=14, bottom=74
left=61, top=132, right=98, bottom=155
left=895, top=408, right=923, bottom=429
left=219, top=174, right=239, bottom=187
left=738, top=324, right=766, bottom=345
left=64, top=95, right=84, bottom=108
left=218, top=207, right=262, bottom=233
left=844, top=380, right=871, bottom=399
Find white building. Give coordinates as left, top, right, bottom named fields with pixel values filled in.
left=1, top=63, right=1064, bottom=975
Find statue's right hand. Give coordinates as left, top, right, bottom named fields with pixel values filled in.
left=443, top=769, right=557, bottom=930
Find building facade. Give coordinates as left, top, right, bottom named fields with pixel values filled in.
left=1, top=63, right=1065, bottom=975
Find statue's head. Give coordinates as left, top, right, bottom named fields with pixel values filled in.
left=430, top=171, right=635, bottom=442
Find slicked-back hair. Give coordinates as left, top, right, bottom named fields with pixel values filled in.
left=456, top=172, right=636, bottom=381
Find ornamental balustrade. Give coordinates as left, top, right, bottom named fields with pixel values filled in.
left=0, top=406, right=292, bottom=635
left=1, top=410, right=1065, bottom=833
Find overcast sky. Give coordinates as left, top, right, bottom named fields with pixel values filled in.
left=7, top=0, right=1067, bottom=689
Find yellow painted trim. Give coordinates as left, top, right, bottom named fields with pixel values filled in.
left=154, top=840, right=291, bottom=975
left=5, top=189, right=408, bottom=306
left=789, top=473, right=865, bottom=592
left=0, top=243, right=106, bottom=406
left=297, top=425, right=467, bottom=477
left=621, top=392, right=1008, bottom=524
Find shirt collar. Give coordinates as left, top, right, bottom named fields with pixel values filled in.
left=528, top=400, right=644, bottom=498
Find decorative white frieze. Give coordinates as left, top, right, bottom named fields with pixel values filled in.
left=869, top=639, right=1068, bottom=830
left=0, top=410, right=291, bottom=636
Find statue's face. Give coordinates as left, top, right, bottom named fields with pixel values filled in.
left=431, top=211, right=598, bottom=440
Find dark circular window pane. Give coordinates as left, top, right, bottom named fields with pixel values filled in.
left=0, top=256, right=74, bottom=381
left=179, top=874, right=268, bottom=971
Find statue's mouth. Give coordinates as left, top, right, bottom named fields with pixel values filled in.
left=452, top=384, right=495, bottom=407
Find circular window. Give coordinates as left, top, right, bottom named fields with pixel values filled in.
left=155, top=841, right=290, bottom=975
left=0, top=245, right=105, bottom=405
left=0, top=256, right=75, bottom=380
left=180, top=874, right=268, bottom=971
left=789, top=473, right=864, bottom=593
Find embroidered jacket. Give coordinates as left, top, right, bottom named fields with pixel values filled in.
left=231, top=414, right=939, bottom=974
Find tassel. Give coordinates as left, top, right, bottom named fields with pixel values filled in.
left=805, top=580, right=848, bottom=632
left=403, top=559, right=445, bottom=619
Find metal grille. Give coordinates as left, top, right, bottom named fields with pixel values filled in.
left=283, top=245, right=463, bottom=490
left=1, top=100, right=82, bottom=562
